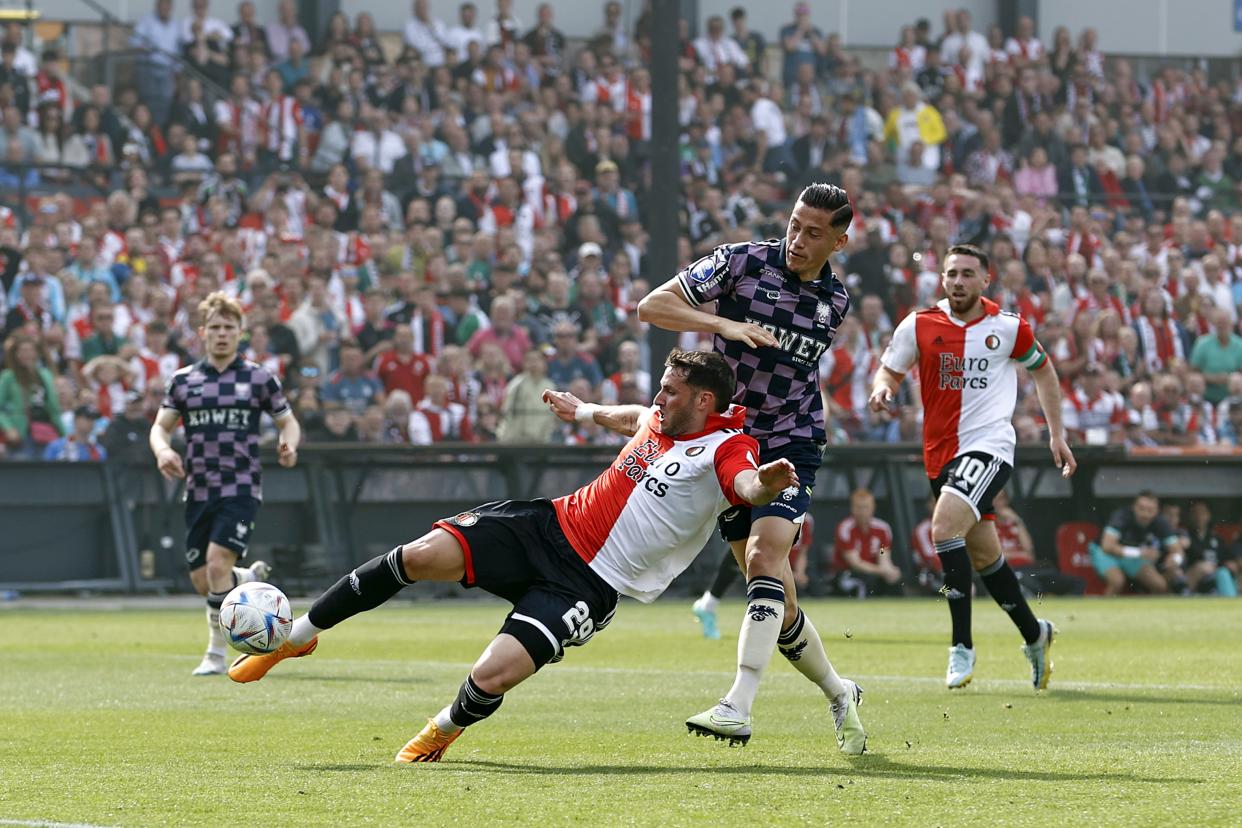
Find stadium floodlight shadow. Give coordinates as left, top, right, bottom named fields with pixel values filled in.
left=449, top=759, right=1200, bottom=785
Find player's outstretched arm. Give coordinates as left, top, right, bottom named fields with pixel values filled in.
left=149, top=408, right=185, bottom=481
left=733, top=458, right=799, bottom=506
left=868, top=366, right=905, bottom=412
left=541, top=389, right=647, bottom=437
left=637, top=279, right=778, bottom=348
left=1030, top=361, right=1077, bottom=478
left=275, top=411, right=301, bottom=468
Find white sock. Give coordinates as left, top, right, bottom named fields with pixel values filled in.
left=723, top=576, right=786, bottom=718
left=433, top=705, right=463, bottom=734
left=233, top=565, right=257, bottom=585
left=696, top=591, right=719, bottom=613
left=778, top=608, right=847, bottom=699
left=289, top=615, right=324, bottom=647
left=206, top=607, right=226, bottom=656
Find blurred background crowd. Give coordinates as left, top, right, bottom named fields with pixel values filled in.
left=2, top=0, right=1242, bottom=463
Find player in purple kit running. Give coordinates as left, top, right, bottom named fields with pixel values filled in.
left=638, top=183, right=865, bottom=752
left=150, top=292, right=301, bottom=676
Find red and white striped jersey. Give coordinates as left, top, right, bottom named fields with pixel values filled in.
left=881, top=298, right=1048, bottom=479
left=553, top=405, right=759, bottom=602
left=260, top=94, right=302, bottom=160
left=1062, top=387, right=1125, bottom=444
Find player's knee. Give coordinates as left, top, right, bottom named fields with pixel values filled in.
left=471, top=658, right=527, bottom=695
left=744, top=540, right=786, bottom=576
left=930, top=519, right=964, bottom=545
left=203, top=555, right=233, bottom=585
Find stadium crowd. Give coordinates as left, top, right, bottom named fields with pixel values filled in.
left=2, top=0, right=1242, bottom=465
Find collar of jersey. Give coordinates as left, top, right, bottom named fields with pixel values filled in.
left=650, top=404, right=746, bottom=441
left=196, top=356, right=244, bottom=375
left=935, top=297, right=1000, bottom=328
left=777, top=238, right=836, bottom=288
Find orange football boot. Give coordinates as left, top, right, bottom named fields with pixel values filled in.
left=227, top=636, right=318, bottom=683
left=394, top=719, right=463, bottom=763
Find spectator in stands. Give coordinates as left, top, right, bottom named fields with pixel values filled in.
left=497, top=347, right=553, bottom=444
left=1182, top=501, right=1238, bottom=596
left=101, top=390, right=151, bottom=463
left=832, top=488, right=901, bottom=598
left=1190, top=307, right=1242, bottom=405
left=778, top=2, right=825, bottom=90
left=42, top=405, right=106, bottom=462
left=546, top=321, right=603, bottom=392
left=1063, top=364, right=1126, bottom=445
left=410, top=374, right=473, bottom=443
left=375, top=323, right=431, bottom=404
left=4, top=4, right=1242, bottom=481
left=266, top=0, right=309, bottom=63
left=321, top=340, right=383, bottom=416
left=404, top=0, right=449, bottom=68
left=1090, top=491, right=1178, bottom=595
left=0, top=334, right=65, bottom=458
left=993, top=489, right=1085, bottom=596
left=909, top=496, right=943, bottom=595
left=466, top=295, right=529, bottom=372
left=231, top=1, right=269, bottom=56
left=290, top=270, right=343, bottom=376
left=885, top=82, right=946, bottom=175
left=729, top=7, right=765, bottom=78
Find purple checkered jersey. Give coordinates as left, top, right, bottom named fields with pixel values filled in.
left=161, top=357, right=291, bottom=501
left=675, top=238, right=851, bottom=447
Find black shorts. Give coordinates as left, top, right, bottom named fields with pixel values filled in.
left=184, top=496, right=259, bottom=570
left=434, top=499, right=619, bottom=669
left=930, top=451, right=1012, bottom=521
left=718, top=438, right=822, bottom=543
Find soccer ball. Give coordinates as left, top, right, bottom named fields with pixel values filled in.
left=219, top=582, right=293, bottom=655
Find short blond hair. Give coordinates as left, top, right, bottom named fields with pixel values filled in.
left=198, top=291, right=244, bottom=325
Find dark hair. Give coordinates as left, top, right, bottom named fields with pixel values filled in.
left=945, top=243, right=990, bottom=271
left=1136, top=490, right=1157, bottom=502
left=797, top=183, right=853, bottom=230
left=731, top=7, right=746, bottom=20
left=665, top=348, right=735, bottom=413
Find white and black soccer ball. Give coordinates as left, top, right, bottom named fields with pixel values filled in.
left=219, top=582, right=293, bottom=655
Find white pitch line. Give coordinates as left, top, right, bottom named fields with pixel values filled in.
left=0, top=819, right=121, bottom=828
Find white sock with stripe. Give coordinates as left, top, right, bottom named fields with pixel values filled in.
left=723, top=576, right=786, bottom=718
left=778, top=608, right=847, bottom=699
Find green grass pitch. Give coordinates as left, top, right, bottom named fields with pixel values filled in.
left=2, top=597, right=1239, bottom=827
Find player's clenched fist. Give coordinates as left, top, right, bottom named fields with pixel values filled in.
left=757, top=457, right=799, bottom=494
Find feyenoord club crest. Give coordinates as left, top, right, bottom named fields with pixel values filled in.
left=452, top=511, right=480, bottom=527
left=686, top=446, right=705, bottom=457
left=985, top=334, right=1000, bottom=350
